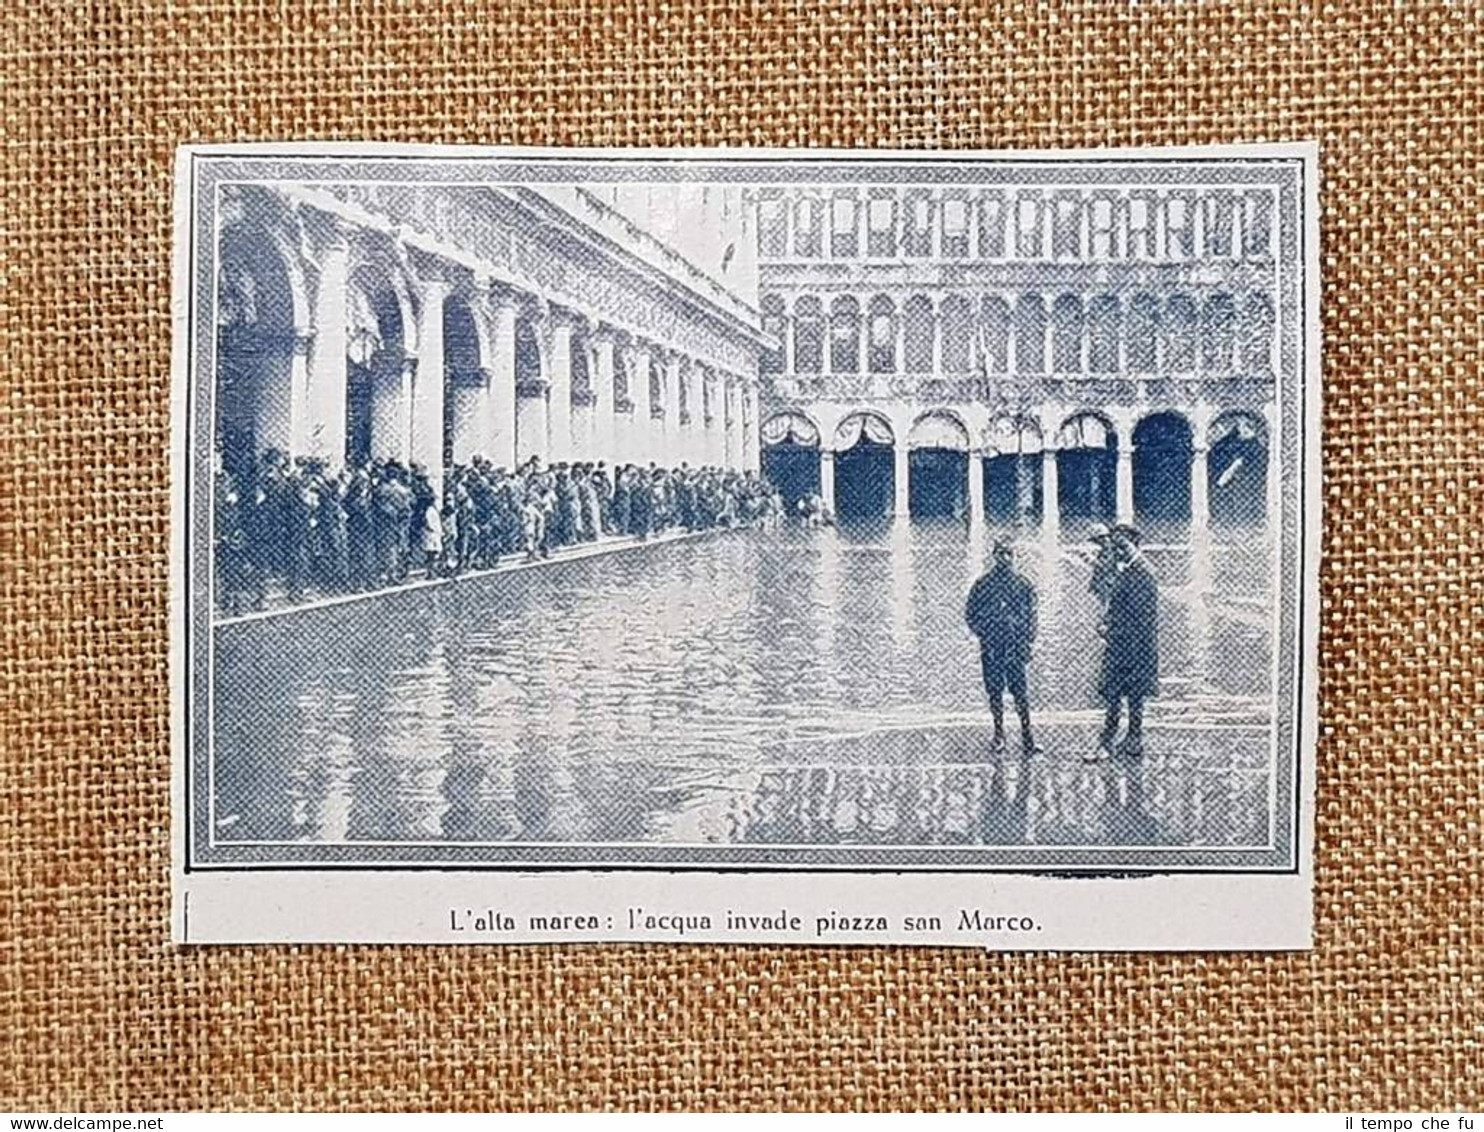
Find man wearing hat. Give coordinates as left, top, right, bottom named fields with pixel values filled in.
left=965, top=539, right=1040, bottom=755
left=1093, top=525, right=1159, bottom=760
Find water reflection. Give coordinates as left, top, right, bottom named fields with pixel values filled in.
left=214, top=518, right=1276, bottom=851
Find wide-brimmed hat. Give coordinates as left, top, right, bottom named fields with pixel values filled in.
left=1088, top=522, right=1112, bottom=543
left=1113, top=523, right=1143, bottom=545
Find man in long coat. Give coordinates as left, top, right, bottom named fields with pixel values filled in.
left=964, top=540, right=1039, bottom=755
left=1096, top=526, right=1159, bottom=758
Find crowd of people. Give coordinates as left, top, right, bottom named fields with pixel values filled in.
left=214, top=449, right=784, bottom=615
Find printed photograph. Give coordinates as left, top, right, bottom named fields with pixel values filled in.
left=182, top=150, right=1310, bottom=872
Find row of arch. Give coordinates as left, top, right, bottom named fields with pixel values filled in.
left=758, top=292, right=1275, bottom=377
left=218, top=218, right=749, bottom=481
left=761, top=408, right=1270, bottom=527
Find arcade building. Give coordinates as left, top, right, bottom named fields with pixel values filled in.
left=750, top=183, right=1280, bottom=532
left=213, top=181, right=771, bottom=501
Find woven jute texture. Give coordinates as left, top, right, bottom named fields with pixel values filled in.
left=4, top=0, right=1482, bottom=1112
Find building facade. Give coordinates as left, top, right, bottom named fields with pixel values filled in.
left=750, top=182, right=1279, bottom=531
left=214, top=181, right=769, bottom=501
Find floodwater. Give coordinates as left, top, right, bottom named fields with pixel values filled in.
left=213, top=519, right=1277, bottom=853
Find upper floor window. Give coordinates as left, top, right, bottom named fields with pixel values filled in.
left=1165, top=195, right=1195, bottom=259
left=1089, top=197, right=1117, bottom=259
left=793, top=198, right=823, bottom=258
left=793, top=296, right=824, bottom=374
left=867, top=194, right=897, bottom=257
left=1204, top=194, right=1236, bottom=257
left=977, top=193, right=1006, bottom=258
left=1052, top=195, right=1082, bottom=259
left=1243, top=192, right=1273, bottom=257
left=760, top=294, right=786, bottom=375
left=759, top=197, right=788, bottom=258
left=1016, top=193, right=1045, bottom=259
left=1127, top=194, right=1156, bottom=260
left=831, top=196, right=859, bottom=258
left=867, top=295, right=897, bottom=374
left=941, top=199, right=970, bottom=258
left=903, top=190, right=933, bottom=257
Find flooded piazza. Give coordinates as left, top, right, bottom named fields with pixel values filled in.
left=212, top=517, right=1277, bottom=853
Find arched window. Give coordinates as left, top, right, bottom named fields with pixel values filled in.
left=569, top=336, right=592, bottom=402
left=1203, top=293, right=1237, bottom=372
left=1204, top=194, right=1236, bottom=257
left=1014, top=295, right=1046, bottom=374
left=760, top=293, right=786, bottom=375
left=1165, top=294, right=1198, bottom=372
left=1165, top=195, right=1195, bottom=259
left=941, top=295, right=974, bottom=374
left=980, top=297, right=1011, bottom=373
left=1244, top=193, right=1273, bottom=258
left=829, top=295, right=861, bottom=374
left=1089, top=295, right=1121, bottom=373
left=1052, top=294, right=1084, bottom=373
left=1052, top=194, right=1082, bottom=259
left=903, top=295, right=935, bottom=374
left=1015, top=193, right=1045, bottom=258
left=1089, top=196, right=1117, bottom=259
left=867, top=294, right=897, bottom=374
left=793, top=296, right=824, bottom=374
left=1128, top=294, right=1160, bottom=373
left=1240, top=294, right=1275, bottom=372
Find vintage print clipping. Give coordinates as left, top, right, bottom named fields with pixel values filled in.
left=170, top=143, right=1321, bottom=949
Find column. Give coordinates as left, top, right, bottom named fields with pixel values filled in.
left=286, top=330, right=313, bottom=463
left=742, top=384, right=759, bottom=473
left=724, top=379, right=742, bottom=470
left=704, top=374, right=723, bottom=466
left=546, top=317, right=573, bottom=465
left=892, top=440, right=910, bottom=518
left=1041, top=448, right=1060, bottom=536
left=624, top=343, right=651, bottom=465
left=1190, top=403, right=1211, bottom=530
left=967, top=446, right=985, bottom=527
left=591, top=329, right=617, bottom=467
left=1116, top=443, right=1135, bottom=525
left=486, top=294, right=518, bottom=470
left=515, top=309, right=549, bottom=467
left=820, top=449, right=836, bottom=513
left=304, top=239, right=349, bottom=467
left=661, top=352, right=681, bottom=467
left=410, top=279, right=447, bottom=500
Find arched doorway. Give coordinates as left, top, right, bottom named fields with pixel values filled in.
left=908, top=411, right=970, bottom=520
left=345, top=264, right=415, bottom=466
left=760, top=412, right=822, bottom=511
left=984, top=415, right=1043, bottom=524
left=216, top=223, right=302, bottom=480
left=833, top=412, right=894, bottom=520
left=1133, top=411, right=1194, bottom=524
left=1208, top=411, right=1268, bottom=527
left=1056, top=413, right=1116, bottom=525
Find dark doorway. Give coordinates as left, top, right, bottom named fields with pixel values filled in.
left=834, top=438, right=894, bottom=520
left=1208, top=416, right=1267, bottom=527
left=909, top=448, right=968, bottom=519
left=762, top=441, right=821, bottom=512
left=985, top=454, right=1043, bottom=524
left=346, top=362, right=373, bottom=466
left=1133, top=412, right=1194, bottom=524
left=1057, top=447, right=1116, bottom=524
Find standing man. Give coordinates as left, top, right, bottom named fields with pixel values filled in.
left=965, top=539, right=1039, bottom=755
left=1094, top=525, right=1159, bottom=760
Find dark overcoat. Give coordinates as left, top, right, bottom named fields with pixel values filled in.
left=1098, top=559, right=1159, bottom=698
left=965, top=567, right=1037, bottom=664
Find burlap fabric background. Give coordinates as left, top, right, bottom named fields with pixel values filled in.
left=4, top=0, right=1482, bottom=1112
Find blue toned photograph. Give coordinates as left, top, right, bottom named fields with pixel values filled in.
left=182, top=150, right=1311, bottom=872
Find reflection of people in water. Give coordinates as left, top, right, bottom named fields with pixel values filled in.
left=965, top=539, right=1039, bottom=755
left=1093, top=525, right=1159, bottom=761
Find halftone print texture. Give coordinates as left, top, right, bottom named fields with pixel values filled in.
left=5, top=0, right=1482, bottom=1113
